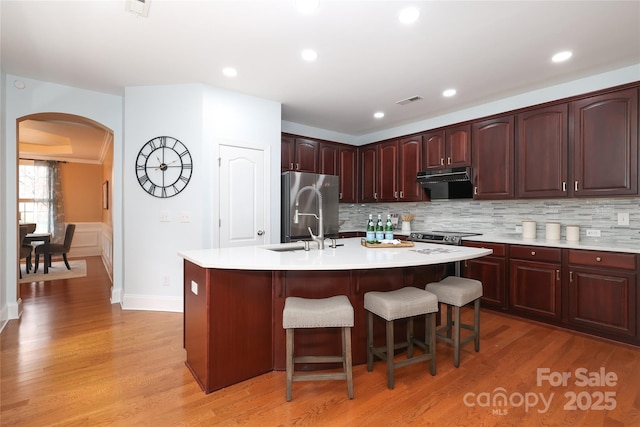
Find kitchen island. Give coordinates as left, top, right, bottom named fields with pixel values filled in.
left=178, top=238, right=492, bottom=393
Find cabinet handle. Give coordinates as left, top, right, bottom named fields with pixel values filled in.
left=556, top=270, right=560, bottom=281
left=339, top=192, right=343, bottom=199
left=569, top=271, right=573, bottom=282
left=394, top=191, right=398, bottom=198
left=447, top=157, right=452, bottom=165
left=474, top=186, right=478, bottom=195
left=574, top=181, right=579, bottom=191
left=562, top=181, right=567, bottom=192
left=440, top=158, right=445, bottom=166
left=596, top=256, right=602, bottom=262
left=400, top=191, right=404, bottom=198
left=464, top=261, right=468, bottom=268
left=531, top=251, right=536, bottom=256
left=290, top=163, right=293, bottom=170
left=296, top=163, right=300, bottom=170
left=374, top=192, right=378, bottom=200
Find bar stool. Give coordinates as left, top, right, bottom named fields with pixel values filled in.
left=425, top=276, right=483, bottom=368
left=364, top=287, right=439, bottom=390
left=282, top=295, right=354, bottom=401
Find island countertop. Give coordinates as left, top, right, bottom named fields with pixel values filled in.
left=178, top=237, right=493, bottom=270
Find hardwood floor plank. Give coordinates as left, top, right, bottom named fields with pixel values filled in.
left=2, top=256, right=639, bottom=426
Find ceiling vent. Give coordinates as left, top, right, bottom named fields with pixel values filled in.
left=126, top=0, right=151, bottom=17
left=396, top=95, right=423, bottom=106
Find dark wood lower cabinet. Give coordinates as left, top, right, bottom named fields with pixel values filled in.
left=464, top=241, right=639, bottom=347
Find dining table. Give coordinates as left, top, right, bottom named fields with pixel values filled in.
left=24, top=232, right=51, bottom=274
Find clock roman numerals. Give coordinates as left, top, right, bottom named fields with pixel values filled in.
left=135, top=136, right=193, bottom=198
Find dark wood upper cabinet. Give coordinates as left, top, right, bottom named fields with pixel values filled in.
left=377, top=140, right=399, bottom=202
left=398, top=136, right=424, bottom=201
left=338, top=146, right=358, bottom=203
left=571, top=87, right=638, bottom=197
left=516, top=104, right=569, bottom=198
left=472, top=115, right=515, bottom=199
left=318, top=142, right=339, bottom=176
left=423, top=125, right=470, bottom=170
left=281, top=136, right=319, bottom=173
left=359, top=145, right=378, bottom=202
left=281, top=135, right=295, bottom=172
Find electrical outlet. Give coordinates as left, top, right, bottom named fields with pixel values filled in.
left=618, top=212, right=630, bottom=226
left=162, top=275, right=170, bottom=286
left=515, top=225, right=523, bottom=233
left=160, top=210, right=171, bottom=222
left=191, top=280, right=198, bottom=295
left=586, top=229, right=601, bottom=237
left=180, top=211, right=191, bottom=223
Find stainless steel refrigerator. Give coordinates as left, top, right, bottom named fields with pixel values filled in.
left=281, top=171, right=339, bottom=243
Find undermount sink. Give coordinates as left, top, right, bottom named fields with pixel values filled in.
left=266, top=245, right=306, bottom=252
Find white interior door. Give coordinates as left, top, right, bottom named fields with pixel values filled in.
left=219, top=144, right=267, bottom=248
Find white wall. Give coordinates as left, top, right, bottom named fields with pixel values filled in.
left=1, top=75, right=123, bottom=323
left=121, top=84, right=281, bottom=312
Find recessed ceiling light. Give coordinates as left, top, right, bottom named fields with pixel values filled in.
left=222, top=67, right=238, bottom=77
left=552, top=51, right=572, bottom=63
left=374, top=112, right=385, bottom=119
left=14, top=80, right=26, bottom=89
left=296, top=0, right=320, bottom=14
left=443, top=89, right=456, bottom=97
left=301, top=49, right=318, bottom=61
left=398, top=7, right=420, bottom=24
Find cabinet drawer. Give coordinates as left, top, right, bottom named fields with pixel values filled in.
left=568, top=250, right=636, bottom=270
left=510, top=245, right=561, bottom=263
left=464, top=241, right=506, bottom=257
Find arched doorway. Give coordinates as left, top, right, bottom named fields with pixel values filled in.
left=17, top=112, right=114, bottom=299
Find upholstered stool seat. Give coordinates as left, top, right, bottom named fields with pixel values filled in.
left=426, top=276, right=483, bottom=367
left=283, top=295, right=354, bottom=401
left=364, top=287, right=438, bottom=389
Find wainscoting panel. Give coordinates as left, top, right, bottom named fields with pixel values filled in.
left=68, top=222, right=102, bottom=257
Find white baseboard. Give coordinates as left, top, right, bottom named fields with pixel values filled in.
left=120, top=294, right=183, bottom=313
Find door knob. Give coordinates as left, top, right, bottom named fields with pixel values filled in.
left=257, top=230, right=265, bottom=236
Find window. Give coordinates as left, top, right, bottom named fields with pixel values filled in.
left=19, top=161, right=52, bottom=233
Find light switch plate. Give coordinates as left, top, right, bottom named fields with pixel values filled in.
left=180, top=211, right=191, bottom=223
left=586, top=229, right=601, bottom=237
left=160, top=210, right=171, bottom=222
left=191, top=280, right=198, bottom=295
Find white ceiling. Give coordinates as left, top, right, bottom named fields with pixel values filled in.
left=3, top=0, right=640, bottom=160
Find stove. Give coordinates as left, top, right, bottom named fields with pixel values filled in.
left=408, top=231, right=482, bottom=246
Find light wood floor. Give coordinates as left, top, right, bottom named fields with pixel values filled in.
left=2, top=256, right=639, bottom=426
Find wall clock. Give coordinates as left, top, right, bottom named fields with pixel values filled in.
left=135, top=136, right=193, bottom=198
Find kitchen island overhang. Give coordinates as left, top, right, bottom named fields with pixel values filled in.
left=179, top=238, right=492, bottom=393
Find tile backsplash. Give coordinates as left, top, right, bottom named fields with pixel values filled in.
left=339, top=197, right=640, bottom=245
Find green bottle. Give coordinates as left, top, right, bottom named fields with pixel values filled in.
left=384, top=214, right=394, bottom=240
left=375, top=214, right=384, bottom=242
left=366, top=214, right=376, bottom=243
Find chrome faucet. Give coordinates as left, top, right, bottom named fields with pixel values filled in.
left=293, top=185, right=324, bottom=249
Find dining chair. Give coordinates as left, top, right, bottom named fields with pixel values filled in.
left=19, top=225, right=33, bottom=278
left=34, top=224, right=76, bottom=272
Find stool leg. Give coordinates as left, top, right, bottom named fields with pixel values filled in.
left=407, top=317, right=414, bottom=358
left=386, top=319, right=395, bottom=390
left=453, top=306, right=461, bottom=368
left=446, top=304, right=453, bottom=338
left=343, top=327, right=354, bottom=399
left=286, top=328, right=294, bottom=401
left=366, top=311, right=374, bottom=372
left=474, top=298, right=481, bottom=352
left=428, top=312, right=436, bottom=376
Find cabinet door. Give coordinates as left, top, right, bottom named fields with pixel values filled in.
left=568, top=267, right=636, bottom=337
left=294, top=138, right=319, bottom=173
left=359, top=145, right=378, bottom=202
left=339, top=146, right=358, bottom=203
left=472, top=116, right=515, bottom=199
left=423, top=130, right=446, bottom=170
left=517, top=104, right=568, bottom=198
left=398, top=136, right=423, bottom=201
left=510, top=259, right=561, bottom=320
left=446, top=124, right=471, bottom=167
left=377, top=140, right=399, bottom=202
left=571, top=87, right=638, bottom=196
left=281, top=135, right=295, bottom=171
left=319, top=142, right=339, bottom=176
left=465, top=255, right=507, bottom=310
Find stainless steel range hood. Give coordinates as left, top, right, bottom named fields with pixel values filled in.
left=417, top=167, right=473, bottom=199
